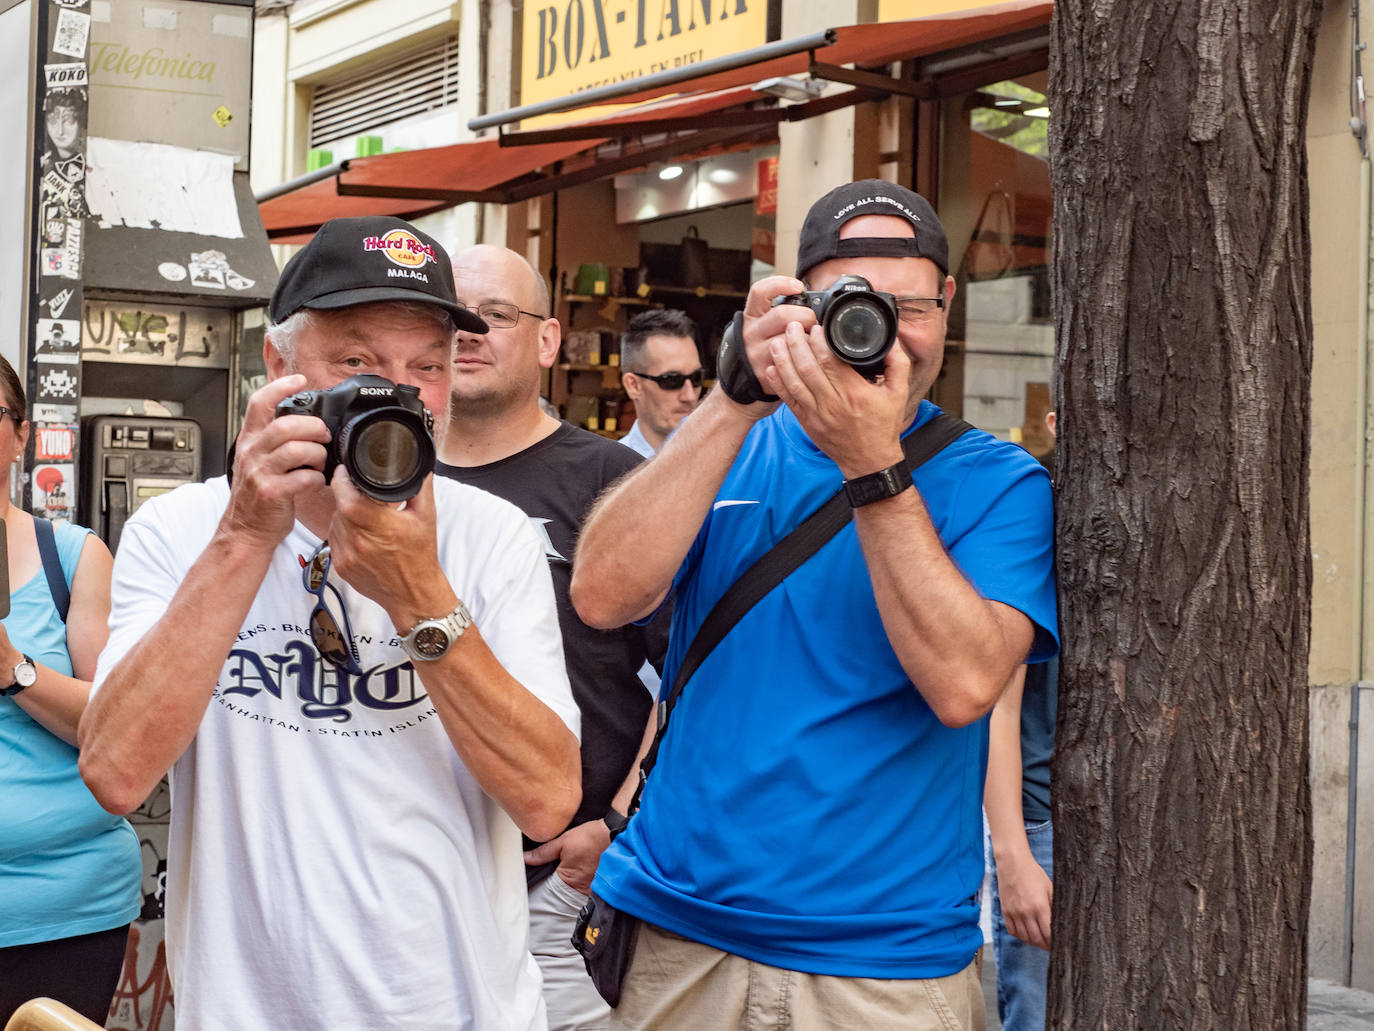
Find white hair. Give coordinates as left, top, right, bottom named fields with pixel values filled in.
left=265, top=302, right=456, bottom=368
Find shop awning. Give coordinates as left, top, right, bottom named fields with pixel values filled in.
left=258, top=0, right=1053, bottom=241
left=257, top=88, right=779, bottom=243
left=258, top=137, right=601, bottom=244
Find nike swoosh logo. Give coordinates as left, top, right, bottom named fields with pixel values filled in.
left=712, top=500, right=760, bottom=511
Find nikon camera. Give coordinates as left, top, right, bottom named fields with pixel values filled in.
left=773, top=274, right=899, bottom=380
left=275, top=374, right=435, bottom=502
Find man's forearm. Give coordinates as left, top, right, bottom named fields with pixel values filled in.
left=572, top=390, right=758, bottom=629
left=854, top=489, right=1034, bottom=727
left=78, top=528, right=275, bottom=813
left=417, top=628, right=581, bottom=842
left=611, top=706, right=658, bottom=815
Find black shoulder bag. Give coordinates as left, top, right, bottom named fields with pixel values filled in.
left=572, top=414, right=972, bottom=1007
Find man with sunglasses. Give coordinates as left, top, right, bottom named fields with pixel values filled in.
left=618, top=309, right=703, bottom=458
left=571, top=181, right=1057, bottom=1029
left=435, top=243, right=668, bottom=1031
left=79, top=217, right=582, bottom=1031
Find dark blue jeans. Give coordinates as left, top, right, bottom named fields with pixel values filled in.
left=989, top=818, right=1053, bottom=1031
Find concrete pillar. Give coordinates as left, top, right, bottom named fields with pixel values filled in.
left=1307, top=0, right=1374, bottom=989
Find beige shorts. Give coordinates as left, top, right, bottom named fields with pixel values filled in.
left=609, top=919, right=985, bottom=1031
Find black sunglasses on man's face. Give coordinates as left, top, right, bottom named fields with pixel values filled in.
left=631, top=369, right=703, bottom=390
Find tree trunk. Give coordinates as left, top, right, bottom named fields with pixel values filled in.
left=1048, top=1, right=1323, bottom=1027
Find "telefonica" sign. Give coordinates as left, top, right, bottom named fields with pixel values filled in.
left=520, top=0, right=768, bottom=121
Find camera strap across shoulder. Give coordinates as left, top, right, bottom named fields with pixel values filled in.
left=623, top=412, right=972, bottom=822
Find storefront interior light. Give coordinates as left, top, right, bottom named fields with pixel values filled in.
left=993, top=97, right=1022, bottom=107
left=1024, top=106, right=1051, bottom=118
left=753, top=76, right=827, bottom=103
left=658, top=164, right=685, bottom=181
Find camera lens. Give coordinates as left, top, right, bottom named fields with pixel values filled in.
left=338, top=411, right=433, bottom=501
left=827, top=297, right=892, bottom=362
left=355, top=420, right=421, bottom=483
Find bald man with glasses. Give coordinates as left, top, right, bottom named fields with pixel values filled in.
left=436, top=244, right=668, bottom=1031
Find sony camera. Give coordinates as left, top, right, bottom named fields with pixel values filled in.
left=773, top=274, right=899, bottom=380
left=275, top=374, right=435, bottom=502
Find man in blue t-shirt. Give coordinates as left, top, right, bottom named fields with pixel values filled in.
left=571, top=179, right=1057, bottom=1030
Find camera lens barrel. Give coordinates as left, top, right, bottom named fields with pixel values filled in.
left=337, top=409, right=434, bottom=502
left=824, top=294, right=897, bottom=376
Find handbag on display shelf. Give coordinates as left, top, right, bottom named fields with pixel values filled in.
left=678, top=225, right=710, bottom=289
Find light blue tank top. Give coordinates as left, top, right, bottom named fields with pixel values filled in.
left=0, top=520, right=141, bottom=947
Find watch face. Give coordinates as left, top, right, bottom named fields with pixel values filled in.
left=412, top=625, right=450, bottom=658
left=15, top=662, right=36, bottom=687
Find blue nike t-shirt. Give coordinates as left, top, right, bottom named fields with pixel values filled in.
left=593, top=400, right=1057, bottom=978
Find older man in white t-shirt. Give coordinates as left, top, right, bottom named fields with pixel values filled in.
left=79, top=216, right=581, bottom=1031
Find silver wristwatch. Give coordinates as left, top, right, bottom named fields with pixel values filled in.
left=400, top=602, right=473, bottom=662
left=0, top=654, right=37, bottom=697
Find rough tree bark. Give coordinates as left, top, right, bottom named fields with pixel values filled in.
left=1048, top=1, right=1323, bottom=1027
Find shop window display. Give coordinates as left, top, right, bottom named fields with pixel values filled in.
left=939, top=76, right=1054, bottom=458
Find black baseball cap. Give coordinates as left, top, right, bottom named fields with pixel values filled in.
left=795, top=179, right=949, bottom=280
left=269, top=215, right=487, bottom=333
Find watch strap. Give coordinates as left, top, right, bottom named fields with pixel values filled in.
left=602, top=807, right=629, bottom=837
left=843, top=461, right=913, bottom=507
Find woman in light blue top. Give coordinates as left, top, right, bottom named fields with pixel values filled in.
left=0, top=355, right=140, bottom=1025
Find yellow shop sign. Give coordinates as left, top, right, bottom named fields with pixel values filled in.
left=520, top=0, right=768, bottom=115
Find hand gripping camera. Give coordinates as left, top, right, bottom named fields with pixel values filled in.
left=772, top=274, right=899, bottom=380
left=275, top=374, right=435, bottom=502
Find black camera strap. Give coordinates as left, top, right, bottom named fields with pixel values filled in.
left=622, top=412, right=972, bottom=825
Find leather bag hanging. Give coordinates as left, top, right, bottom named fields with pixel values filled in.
left=678, top=225, right=709, bottom=289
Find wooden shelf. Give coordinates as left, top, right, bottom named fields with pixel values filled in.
left=648, top=284, right=749, bottom=299
left=563, top=294, right=656, bottom=305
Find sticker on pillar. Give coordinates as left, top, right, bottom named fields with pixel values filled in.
left=53, top=8, right=91, bottom=58
left=225, top=269, right=255, bottom=291
left=33, top=464, right=73, bottom=524
left=34, top=423, right=76, bottom=463
left=43, top=287, right=74, bottom=320
left=40, top=167, right=87, bottom=222
left=41, top=246, right=77, bottom=279
left=36, top=318, right=80, bottom=362
left=42, top=205, right=67, bottom=245
left=34, top=361, right=80, bottom=404
left=53, top=0, right=91, bottom=9
left=43, top=63, right=87, bottom=91
left=158, top=262, right=187, bottom=282
left=33, top=404, right=77, bottom=425
left=212, top=105, right=233, bottom=129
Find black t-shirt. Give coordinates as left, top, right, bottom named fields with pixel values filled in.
left=435, top=422, right=667, bottom=884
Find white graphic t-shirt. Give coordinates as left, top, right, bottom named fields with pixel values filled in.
left=94, top=476, right=578, bottom=1031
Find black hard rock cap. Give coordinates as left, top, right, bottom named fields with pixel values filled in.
left=268, top=215, right=487, bottom=334
left=795, top=179, right=949, bottom=280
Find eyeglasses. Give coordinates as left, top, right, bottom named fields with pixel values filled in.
left=0, top=407, right=22, bottom=424
left=629, top=369, right=704, bottom=390
left=301, top=541, right=363, bottom=674
left=455, top=302, right=547, bottom=330
left=894, top=297, right=946, bottom=324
